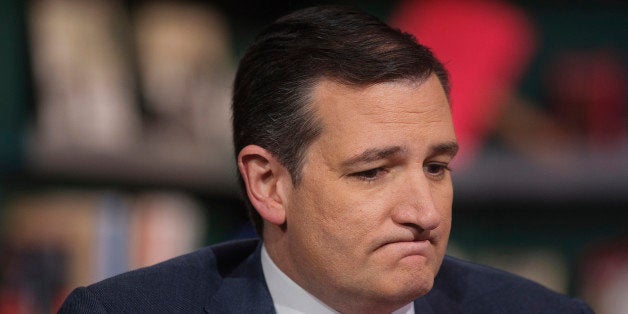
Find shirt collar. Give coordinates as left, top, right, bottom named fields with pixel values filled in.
left=261, top=245, right=415, bottom=314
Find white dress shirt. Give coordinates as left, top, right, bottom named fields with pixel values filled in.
left=261, top=245, right=414, bottom=314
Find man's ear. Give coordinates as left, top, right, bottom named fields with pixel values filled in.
left=237, top=145, right=290, bottom=226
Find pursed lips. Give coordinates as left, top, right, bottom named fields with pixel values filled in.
left=376, top=233, right=435, bottom=256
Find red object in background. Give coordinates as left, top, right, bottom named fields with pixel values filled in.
left=546, top=50, right=626, bottom=149
left=390, top=0, right=536, bottom=166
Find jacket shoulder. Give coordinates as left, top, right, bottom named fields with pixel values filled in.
left=425, top=255, right=593, bottom=314
left=58, top=238, right=260, bottom=313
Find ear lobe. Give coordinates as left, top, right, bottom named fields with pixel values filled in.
left=238, top=145, right=288, bottom=226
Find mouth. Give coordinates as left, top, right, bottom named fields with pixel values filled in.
left=378, top=241, right=432, bottom=262
left=376, top=234, right=435, bottom=257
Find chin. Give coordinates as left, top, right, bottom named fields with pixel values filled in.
left=400, top=257, right=438, bottom=290
left=399, top=275, right=434, bottom=299
left=363, top=283, right=433, bottom=312
left=369, top=270, right=436, bottom=305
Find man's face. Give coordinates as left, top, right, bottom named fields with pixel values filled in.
left=276, top=74, right=458, bottom=307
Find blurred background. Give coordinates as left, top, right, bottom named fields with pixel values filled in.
left=0, top=0, right=626, bottom=312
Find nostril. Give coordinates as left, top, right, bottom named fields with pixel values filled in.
left=401, top=222, right=419, bottom=229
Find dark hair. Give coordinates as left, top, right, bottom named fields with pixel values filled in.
left=232, top=5, right=449, bottom=236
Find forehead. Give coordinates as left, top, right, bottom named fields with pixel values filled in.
left=308, top=75, right=454, bottom=150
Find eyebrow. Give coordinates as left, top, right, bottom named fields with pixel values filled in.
left=341, top=146, right=406, bottom=167
left=428, top=141, right=459, bottom=159
left=341, top=141, right=459, bottom=168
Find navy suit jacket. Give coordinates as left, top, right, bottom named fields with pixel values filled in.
left=59, top=239, right=592, bottom=313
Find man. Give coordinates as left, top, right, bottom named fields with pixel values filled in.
left=60, top=6, right=592, bottom=313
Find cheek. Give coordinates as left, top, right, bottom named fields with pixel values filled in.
left=434, top=181, right=453, bottom=210
left=298, top=182, right=381, bottom=246
left=433, top=183, right=453, bottom=241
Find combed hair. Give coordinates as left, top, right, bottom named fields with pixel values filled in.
left=232, top=5, right=449, bottom=235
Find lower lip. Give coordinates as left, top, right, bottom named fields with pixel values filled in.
left=381, top=240, right=432, bottom=257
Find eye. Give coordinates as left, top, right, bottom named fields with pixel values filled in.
left=350, top=167, right=387, bottom=182
left=424, top=162, right=451, bottom=180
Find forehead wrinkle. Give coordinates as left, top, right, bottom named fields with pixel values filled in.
left=358, top=102, right=431, bottom=115
left=359, top=100, right=450, bottom=124
left=366, top=112, right=451, bottom=127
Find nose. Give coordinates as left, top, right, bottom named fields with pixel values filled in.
left=390, top=171, right=441, bottom=231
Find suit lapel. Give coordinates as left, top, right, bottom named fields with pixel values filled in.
left=206, top=243, right=275, bottom=313
left=414, top=297, right=437, bottom=314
